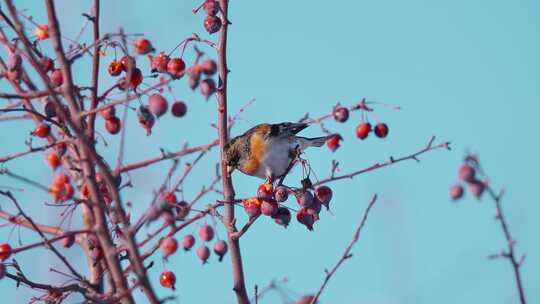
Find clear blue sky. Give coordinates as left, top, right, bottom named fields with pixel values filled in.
left=1, top=0, right=539, bottom=303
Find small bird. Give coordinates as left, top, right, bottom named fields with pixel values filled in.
left=224, top=122, right=331, bottom=181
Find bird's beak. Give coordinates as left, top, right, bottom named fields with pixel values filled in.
left=226, top=165, right=235, bottom=175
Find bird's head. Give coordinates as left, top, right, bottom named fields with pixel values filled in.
left=224, top=137, right=242, bottom=175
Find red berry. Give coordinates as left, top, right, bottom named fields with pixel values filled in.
left=120, top=55, right=136, bottom=72
left=196, top=245, right=211, bottom=263
left=326, top=134, right=342, bottom=152
left=55, top=142, right=67, bottom=156
left=333, top=107, right=349, bottom=123
left=133, top=38, right=154, bottom=55
left=458, top=164, right=475, bottom=182
left=468, top=180, right=485, bottom=198
left=200, top=78, right=216, bottom=98
left=137, top=105, right=155, bottom=135
left=314, top=186, right=332, bottom=209
left=149, top=52, right=170, bottom=72
left=163, top=191, right=177, bottom=204
left=295, top=190, right=314, bottom=208
left=34, top=123, right=51, bottom=138
left=159, top=271, right=176, bottom=289
left=0, top=244, right=12, bottom=261
left=167, top=58, right=186, bottom=78
left=127, top=67, right=143, bottom=88
left=105, top=116, right=122, bottom=135
left=203, top=0, right=219, bottom=15
left=40, top=56, right=54, bottom=73
left=148, top=94, right=169, bottom=117
left=54, top=174, right=69, bottom=186
left=296, top=208, right=316, bottom=231
left=204, top=15, right=222, bottom=34
left=243, top=198, right=262, bottom=218
left=35, top=25, right=49, bottom=40
left=257, top=183, right=274, bottom=201
left=100, top=106, right=116, bottom=120
left=274, top=186, right=289, bottom=203
left=50, top=69, right=63, bottom=87
left=272, top=207, right=291, bottom=228
left=374, top=123, right=389, bottom=138
left=171, top=101, right=187, bottom=117
left=213, top=240, right=228, bottom=262
left=108, top=60, right=123, bottom=76
left=198, top=224, right=214, bottom=242
left=261, top=201, right=278, bottom=216
left=200, top=59, right=217, bottom=75
left=160, top=237, right=178, bottom=257
left=47, top=153, right=61, bottom=168
left=182, top=234, right=196, bottom=251
left=62, top=233, right=75, bottom=248
left=449, top=184, right=464, bottom=201
left=356, top=122, right=371, bottom=140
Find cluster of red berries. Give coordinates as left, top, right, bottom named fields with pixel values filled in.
left=242, top=182, right=333, bottom=231
left=201, top=0, right=222, bottom=34
left=449, top=159, right=486, bottom=201
left=49, top=173, right=74, bottom=203
left=326, top=105, right=390, bottom=152
left=107, top=54, right=143, bottom=89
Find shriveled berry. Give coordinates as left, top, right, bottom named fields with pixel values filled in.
left=62, top=233, right=75, bottom=248
left=333, top=107, right=349, bottom=123
left=148, top=94, right=168, bottom=117
left=134, top=38, right=154, bottom=55
left=200, top=78, right=216, bottom=98
left=40, top=56, right=54, bottom=73
left=261, top=201, right=278, bottom=216
left=449, top=184, right=464, bottom=201
left=458, top=164, right=475, bottom=183
left=468, top=180, right=485, bottom=198
left=203, top=0, right=219, bottom=15
left=326, top=134, right=342, bottom=152
left=356, top=122, right=371, bottom=140
left=35, top=25, right=49, bottom=40
left=100, top=106, right=116, bottom=120
left=243, top=198, right=262, bottom=218
left=127, top=67, right=143, bottom=88
left=47, top=153, right=61, bottom=168
left=171, top=101, right=187, bottom=117
left=182, top=234, right=196, bottom=251
left=108, top=60, right=123, bottom=76
left=257, top=183, right=274, bottom=201
left=201, top=59, right=217, bottom=75
left=34, top=123, right=51, bottom=138
left=295, top=190, right=314, bottom=208
left=0, top=244, right=12, bottom=261
left=274, top=186, right=289, bottom=203
left=105, top=116, right=122, bottom=135
left=198, top=224, right=214, bottom=242
left=149, top=52, right=170, bottom=72
left=272, top=207, right=291, bottom=227
left=306, top=201, right=322, bottom=220
left=50, top=69, right=63, bottom=87
left=159, top=271, right=176, bottom=289
left=213, top=240, right=228, bottom=262
left=167, top=58, right=186, bottom=78
left=314, top=186, right=332, bottom=209
left=204, top=15, right=222, bottom=34
left=44, top=100, right=57, bottom=117
left=161, top=237, right=178, bottom=257
left=296, top=208, right=316, bottom=231
left=374, top=123, right=389, bottom=138
left=197, top=245, right=211, bottom=263
left=120, top=55, right=136, bottom=71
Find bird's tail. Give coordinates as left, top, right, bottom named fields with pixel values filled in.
left=297, top=135, right=333, bottom=149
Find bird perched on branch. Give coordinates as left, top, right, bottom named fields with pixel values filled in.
left=224, top=122, right=332, bottom=181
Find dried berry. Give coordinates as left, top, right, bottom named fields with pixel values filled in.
left=137, top=105, right=155, bottom=135
left=272, top=207, right=291, bottom=228
left=295, top=190, right=314, bottom=208
left=261, top=201, right=278, bottom=216
left=314, top=186, right=332, bottom=209
left=274, top=186, right=289, bottom=203
left=296, top=208, right=316, bottom=231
